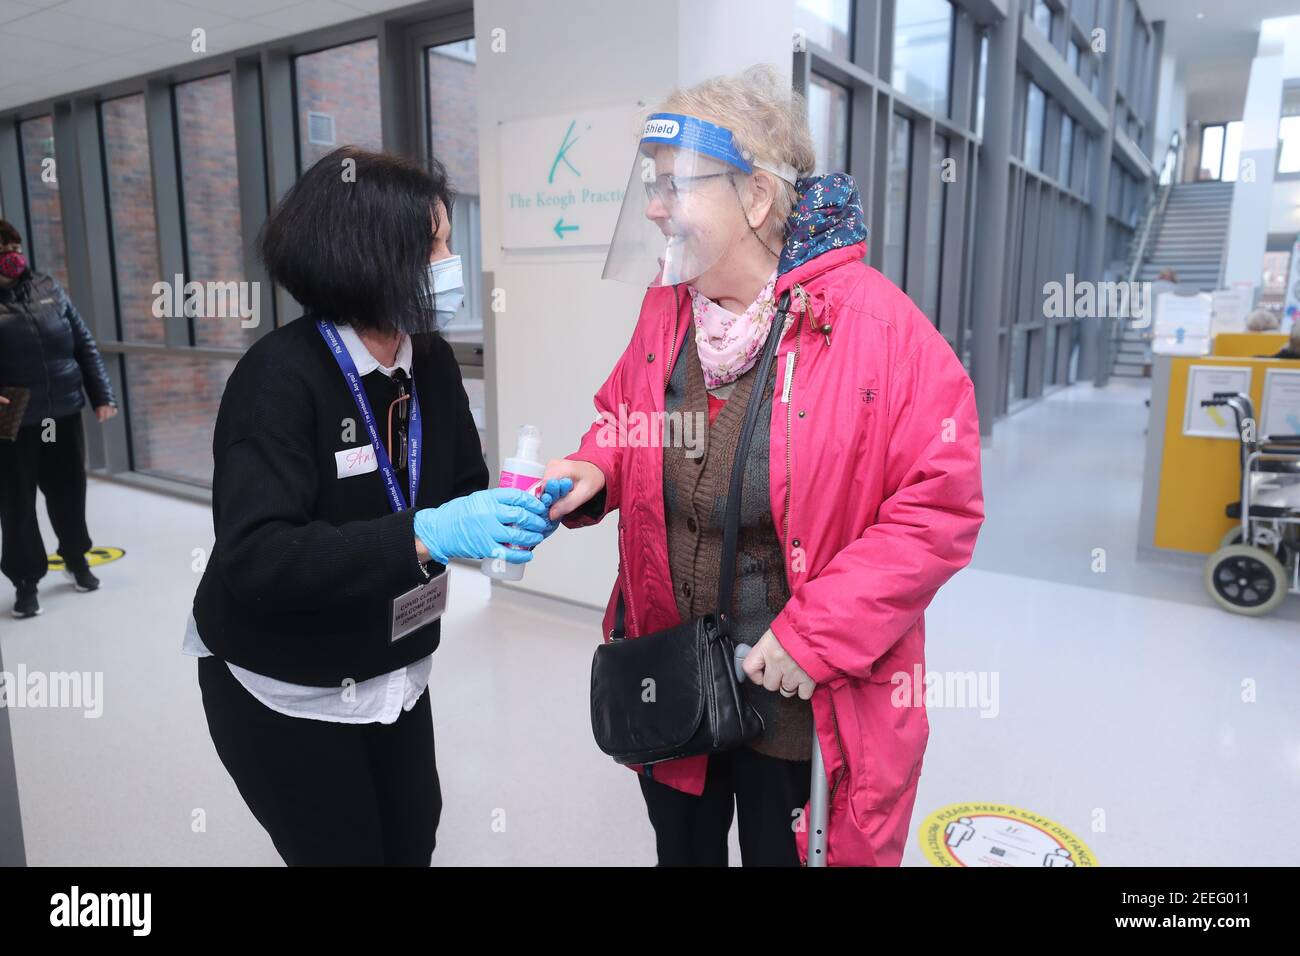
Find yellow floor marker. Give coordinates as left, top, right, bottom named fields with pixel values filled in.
left=47, top=547, right=126, bottom=571
left=918, top=801, right=1098, bottom=867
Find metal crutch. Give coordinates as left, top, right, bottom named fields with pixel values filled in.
left=736, top=643, right=830, bottom=867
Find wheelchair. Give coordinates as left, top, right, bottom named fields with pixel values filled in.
left=1200, top=392, right=1300, bottom=616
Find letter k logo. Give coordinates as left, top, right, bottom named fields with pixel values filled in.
left=548, top=119, right=585, bottom=184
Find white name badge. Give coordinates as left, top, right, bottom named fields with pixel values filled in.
left=391, top=568, right=449, bottom=643
left=336, top=444, right=378, bottom=479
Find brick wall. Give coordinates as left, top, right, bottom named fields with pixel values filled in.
left=295, top=38, right=383, bottom=172
left=103, top=95, right=164, bottom=345
left=103, top=92, right=235, bottom=486
left=18, top=115, right=69, bottom=289
left=176, top=73, right=250, bottom=352
left=427, top=47, right=479, bottom=196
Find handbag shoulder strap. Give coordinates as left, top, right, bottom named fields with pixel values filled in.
left=716, top=290, right=789, bottom=636
left=611, top=291, right=791, bottom=640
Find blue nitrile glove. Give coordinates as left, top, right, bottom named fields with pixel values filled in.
left=536, top=478, right=574, bottom=540
left=413, top=488, right=551, bottom=565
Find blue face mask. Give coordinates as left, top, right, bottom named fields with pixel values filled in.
left=427, top=255, right=464, bottom=330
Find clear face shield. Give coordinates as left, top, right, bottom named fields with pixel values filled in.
left=602, top=112, right=795, bottom=288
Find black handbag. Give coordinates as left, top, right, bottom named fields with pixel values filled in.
left=589, top=292, right=790, bottom=766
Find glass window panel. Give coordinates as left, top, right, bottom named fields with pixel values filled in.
left=882, top=115, right=912, bottom=288
left=1033, top=0, right=1053, bottom=41
left=1067, top=41, right=1080, bottom=75
left=1279, top=86, right=1300, bottom=174
left=124, top=355, right=236, bottom=486
left=427, top=39, right=484, bottom=443
left=976, top=35, right=988, bottom=137
left=1024, top=83, right=1046, bottom=170
left=18, top=115, right=69, bottom=288
left=102, top=94, right=164, bottom=343
left=294, top=39, right=382, bottom=172
left=1074, top=0, right=1096, bottom=31
left=1045, top=323, right=1059, bottom=386
left=1083, top=134, right=1095, bottom=196
left=427, top=41, right=482, bottom=347
left=1280, top=115, right=1300, bottom=174
left=892, top=0, right=952, bottom=116
left=1009, top=329, right=1029, bottom=402
left=808, top=73, right=850, bottom=174
left=1059, top=113, right=1074, bottom=185
left=427, top=39, right=478, bottom=195
left=1220, top=120, right=1243, bottom=182
left=794, top=0, right=852, bottom=59
left=922, top=134, right=948, bottom=324
left=1199, top=124, right=1224, bottom=180
left=175, top=74, right=253, bottom=350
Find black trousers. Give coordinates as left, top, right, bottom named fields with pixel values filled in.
left=0, top=413, right=92, bottom=587
left=638, top=747, right=812, bottom=866
left=197, top=655, right=441, bottom=866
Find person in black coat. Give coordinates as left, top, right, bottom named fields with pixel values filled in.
left=187, top=147, right=570, bottom=865
left=0, top=219, right=117, bottom=618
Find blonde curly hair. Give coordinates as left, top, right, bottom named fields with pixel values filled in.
left=656, top=64, right=816, bottom=244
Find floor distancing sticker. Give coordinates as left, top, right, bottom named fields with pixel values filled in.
left=918, top=801, right=1098, bottom=867
left=47, top=547, right=126, bottom=570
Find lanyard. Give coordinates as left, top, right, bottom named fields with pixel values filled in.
left=316, top=319, right=421, bottom=513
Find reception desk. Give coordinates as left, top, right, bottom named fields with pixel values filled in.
left=1139, top=343, right=1300, bottom=560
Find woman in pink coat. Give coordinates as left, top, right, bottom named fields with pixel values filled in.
left=544, top=66, right=984, bottom=866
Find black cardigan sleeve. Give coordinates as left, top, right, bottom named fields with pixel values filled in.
left=209, top=349, right=425, bottom=613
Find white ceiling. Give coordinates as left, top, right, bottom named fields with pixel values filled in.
left=1140, top=0, right=1298, bottom=62
left=0, top=0, right=424, bottom=112
left=1140, top=0, right=1300, bottom=123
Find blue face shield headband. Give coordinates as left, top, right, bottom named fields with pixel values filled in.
left=602, top=112, right=798, bottom=288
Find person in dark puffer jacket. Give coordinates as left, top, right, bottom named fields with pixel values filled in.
left=0, top=219, right=117, bottom=618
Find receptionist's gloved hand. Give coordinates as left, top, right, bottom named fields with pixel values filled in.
left=413, top=487, right=550, bottom=565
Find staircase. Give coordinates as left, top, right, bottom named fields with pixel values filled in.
left=1107, top=180, right=1235, bottom=379
left=1135, top=181, right=1234, bottom=289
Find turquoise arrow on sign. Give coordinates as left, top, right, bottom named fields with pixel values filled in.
left=554, top=218, right=579, bottom=239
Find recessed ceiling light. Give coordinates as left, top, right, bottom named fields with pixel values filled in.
left=1196, top=12, right=1205, bottom=17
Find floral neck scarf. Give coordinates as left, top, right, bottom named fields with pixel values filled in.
left=686, top=270, right=779, bottom=389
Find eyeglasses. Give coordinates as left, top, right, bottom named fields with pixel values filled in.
left=643, top=172, right=734, bottom=205
left=386, top=369, right=411, bottom=468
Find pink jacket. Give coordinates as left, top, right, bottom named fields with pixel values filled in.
left=564, top=231, right=984, bottom=865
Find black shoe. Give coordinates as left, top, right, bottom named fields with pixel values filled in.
left=63, top=565, right=100, bottom=592
left=12, top=583, right=40, bottom=618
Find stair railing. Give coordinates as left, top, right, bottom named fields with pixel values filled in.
left=1102, top=131, right=1182, bottom=382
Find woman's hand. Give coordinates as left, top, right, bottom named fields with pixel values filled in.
left=742, top=630, right=816, bottom=700
left=535, top=477, right=574, bottom=539
left=95, top=405, right=117, bottom=423
left=412, top=487, right=552, bottom=565
left=541, top=459, right=605, bottom=521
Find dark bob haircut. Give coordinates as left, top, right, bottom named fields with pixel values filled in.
left=258, top=146, right=453, bottom=334
left=0, top=220, right=22, bottom=247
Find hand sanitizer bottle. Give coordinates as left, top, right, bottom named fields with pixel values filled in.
left=482, top=425, right=546, bottom=582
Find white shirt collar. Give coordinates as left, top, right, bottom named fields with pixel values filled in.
left=335, top=323, right=413, bottom=378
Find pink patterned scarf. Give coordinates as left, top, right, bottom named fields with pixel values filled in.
left=686, top=270, right=779, bottom=389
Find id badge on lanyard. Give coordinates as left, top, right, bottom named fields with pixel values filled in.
left=317, top=319, right=447, bottom=641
